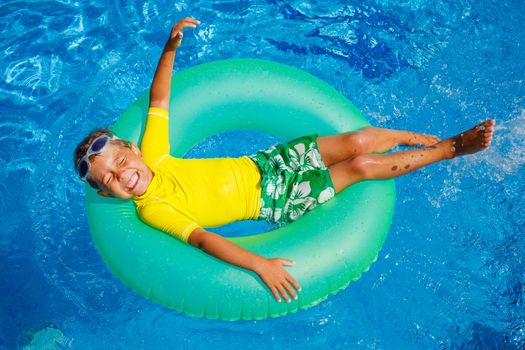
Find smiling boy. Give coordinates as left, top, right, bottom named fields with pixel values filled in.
left=75, top=17, right=495, bottom=303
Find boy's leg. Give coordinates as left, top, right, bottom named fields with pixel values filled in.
left=317, top=126, right=441, bottom=167
left=328, top=120, right=495, bottom=193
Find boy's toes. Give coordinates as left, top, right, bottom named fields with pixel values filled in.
left=482, top=119, right=495, bottom=130
left=484, top=127, right=495, bottom=139
left=482, top=133, right=493, bottom=147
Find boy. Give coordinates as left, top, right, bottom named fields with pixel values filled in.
left=74, top=17, right=495, bottom=304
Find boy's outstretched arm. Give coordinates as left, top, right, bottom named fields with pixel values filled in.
left=188, top=228, right=301, bottom=303
left=149, top=17, right=200, bottom=110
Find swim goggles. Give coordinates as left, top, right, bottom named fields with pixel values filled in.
left=76, top=134, right=120, bottom=180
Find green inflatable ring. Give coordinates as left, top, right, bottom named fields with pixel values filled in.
left=85, top=58, right=395, bottom=321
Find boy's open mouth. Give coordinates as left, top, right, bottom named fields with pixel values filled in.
left=127, top=172, right=140, bottom=192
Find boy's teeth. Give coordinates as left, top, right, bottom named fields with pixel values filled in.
left=127, top=173, right=138, bottom=188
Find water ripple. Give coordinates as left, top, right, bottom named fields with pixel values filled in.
left=142, top=1, right=159, bottom=22
left=2, top=55, right=63, bottom=102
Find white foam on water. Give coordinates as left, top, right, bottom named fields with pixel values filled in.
left=23, top=326, right=72, bottom=350
left=483, top=109, right=525, bottom=177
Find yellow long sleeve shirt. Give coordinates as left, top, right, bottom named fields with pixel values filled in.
left=132, top=107, right=261, bottom=243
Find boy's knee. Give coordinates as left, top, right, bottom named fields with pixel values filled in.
left=346, top=154, right=375, bottom=179
left=345, top=130, right=371, bottom=154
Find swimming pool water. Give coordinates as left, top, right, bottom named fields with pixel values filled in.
left=1, top=0, right=524, bottom=348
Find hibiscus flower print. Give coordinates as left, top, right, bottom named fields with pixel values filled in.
left=284, top=181, right=317, bottom=221
left=288, top=142, right=325, bottom=171
left=317, top=187, right=335, bottom=204
left=265, top=174, right=286, bottom=200
left=268, top=154, right=291, bottom=172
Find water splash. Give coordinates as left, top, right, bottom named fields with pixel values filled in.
left=484, top=110, right=525, bottom=177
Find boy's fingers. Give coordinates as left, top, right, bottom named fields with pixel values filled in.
left=276, top=284, right=290, bottom=303
left=181, top=18, right=200, bottom=26
left=270, top=285, right=281, bottom=302
left=280, top=259, right=295, bottom=266
left=184, top=17, right=201, bottom=23
left=262, top=277, right=280, bottom=302
left=282, top=281, right=297, bottom=300
left=286, top=273, right=301, bottom=292
left=173, top=19, right=199, bottom=33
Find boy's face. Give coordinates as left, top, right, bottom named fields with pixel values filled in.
left=89, top=142, right=153, bottom=199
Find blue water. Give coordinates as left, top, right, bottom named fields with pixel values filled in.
left=1, top=0, right=524, bottom=348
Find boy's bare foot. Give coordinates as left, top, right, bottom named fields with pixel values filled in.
left=443, top=119, right=495, bottom=158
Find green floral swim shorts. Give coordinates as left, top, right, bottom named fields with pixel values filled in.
left=248, top=134, right=336, bottom=226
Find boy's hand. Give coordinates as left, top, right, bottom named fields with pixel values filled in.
left=254, top=258, right=301, bottom=303
left=167, top=17, right=201, bottom=50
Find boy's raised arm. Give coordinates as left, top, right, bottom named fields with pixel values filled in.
left=149, top=17, right=200, bottom=110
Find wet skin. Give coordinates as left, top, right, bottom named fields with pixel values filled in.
left=448, top=119, right=495, bottom=157
left=88, top=142, right=154, bottom=199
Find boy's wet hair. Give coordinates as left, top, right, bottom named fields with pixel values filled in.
left=74, top=128, right=131, bottom=189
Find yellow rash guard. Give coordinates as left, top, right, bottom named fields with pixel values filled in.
left=132, top=107, right=261, bottom=243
